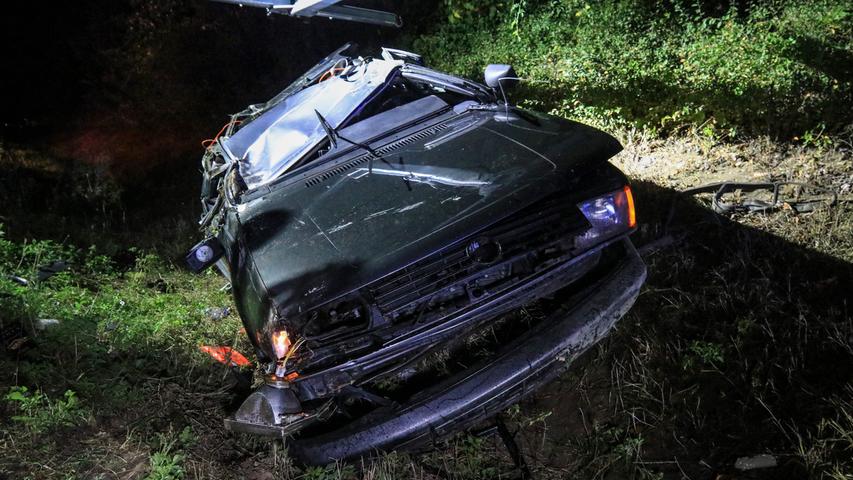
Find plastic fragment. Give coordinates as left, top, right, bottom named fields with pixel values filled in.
left=200, top=345, right=253, bottom=368
left=7, top=275, right=28, bottom=286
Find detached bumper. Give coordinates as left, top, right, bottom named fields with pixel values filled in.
left=289, top=239, right=647, bottom=465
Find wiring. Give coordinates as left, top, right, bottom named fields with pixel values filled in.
left=201, top=119, right=242, bottom=149
left=318, top=58, right=350, bottom=82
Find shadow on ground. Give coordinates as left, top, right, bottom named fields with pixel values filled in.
left=512, top=180, right=852, bottom=480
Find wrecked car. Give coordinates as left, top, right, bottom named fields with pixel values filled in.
left=190, top=44, right=647, bottom=465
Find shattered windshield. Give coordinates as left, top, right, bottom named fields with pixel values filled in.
left=223, top=58, right=402, bottom=189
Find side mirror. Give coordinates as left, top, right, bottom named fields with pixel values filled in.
left=484, top=64, right=518, bottom=90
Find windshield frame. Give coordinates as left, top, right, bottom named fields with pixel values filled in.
left=221, top=50, right=496, bottom=194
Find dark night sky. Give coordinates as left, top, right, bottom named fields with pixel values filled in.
left=1, top=1, right=433, bottom=175
left=0, top=1, right=440, bottom=244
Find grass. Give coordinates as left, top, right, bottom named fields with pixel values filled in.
left=0, top=218, right=252, bottom=478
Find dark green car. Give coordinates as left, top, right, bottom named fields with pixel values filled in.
left=191, top=44, right=646, bottom=465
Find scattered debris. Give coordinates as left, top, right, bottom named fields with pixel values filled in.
left=1, top=323, right=28, bottom=352
left=683, top=181, right=837, bottom=215
left=212, top=0, right=403, bottom=28
left=205, top=306, right=231, bottom=321
left=735, top=454, right=778, bottom=471
left=637, top=234, right=685, bottom=257
left=200, top=345, right=253, bottom=368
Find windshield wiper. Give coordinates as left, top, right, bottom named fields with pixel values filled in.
left=314, top=109, right=390, bottom=174
left=314, top=109, right=338, bottom=149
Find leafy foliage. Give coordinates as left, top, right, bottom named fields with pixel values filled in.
left=4, top=387, right=87, bottom=432
left=417, top=0, right=853, bottom=138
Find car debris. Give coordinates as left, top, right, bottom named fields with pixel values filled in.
left=5, top=260, right=69, bottom=286
left=1, top=322, right=29, bottom=352
left=683, top=181, right=837, bottom=215
left=6, top=275, right=28, bottom=286
left=189, top=41, right=646, bottom=465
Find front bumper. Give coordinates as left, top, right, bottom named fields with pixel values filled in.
left=279, top=238, right=646, bottom=464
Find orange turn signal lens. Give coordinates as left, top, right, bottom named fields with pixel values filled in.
left=623, top=185, right=636, bottom=228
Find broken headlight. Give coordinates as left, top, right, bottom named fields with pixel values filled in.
left=268, top=325, right=303, bottom=380
left=575, top=185, right=636, bottom=251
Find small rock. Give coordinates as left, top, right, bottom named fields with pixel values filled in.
left=35, top=318, right=61, bottom=330
left=638, top=155, right=656, bottom=169
left=735, top=454, right=777, bottom=471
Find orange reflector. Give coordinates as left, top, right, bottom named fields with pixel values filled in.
left=200, top=346, right=253, bottom=368
left=623, top=185, right=637, bottom=228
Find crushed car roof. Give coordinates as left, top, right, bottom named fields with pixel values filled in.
left=223, top=58, right=402, bottom=189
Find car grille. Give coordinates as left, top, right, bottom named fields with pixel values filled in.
left=366, top=195, right=591, bottom=323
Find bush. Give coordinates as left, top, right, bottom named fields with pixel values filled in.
left=414, top=0, right=852, bottom=138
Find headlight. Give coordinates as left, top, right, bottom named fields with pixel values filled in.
left=271, top=329, right=292, bottom=360
left=264, top=313, right=304, bottom=380
left=575, top=185, right=636, bottom=250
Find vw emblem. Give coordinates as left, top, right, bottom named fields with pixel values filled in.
left=466, top=237, right=502, bottom=265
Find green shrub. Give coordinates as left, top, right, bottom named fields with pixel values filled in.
left=414, top=0, right=852, bottom=138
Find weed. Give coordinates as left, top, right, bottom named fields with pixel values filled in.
left=147, top=445, right=186, bottom=480
left=800, top=123, right=836, bottom=151
left=144, top=426, right=200, bottom=480
left=4, top=386, right=87, bottom=432
left=683, top=340, right=725, bottom=369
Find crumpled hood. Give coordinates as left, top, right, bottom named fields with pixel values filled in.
left=234, top=111, right=621, bottom=322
